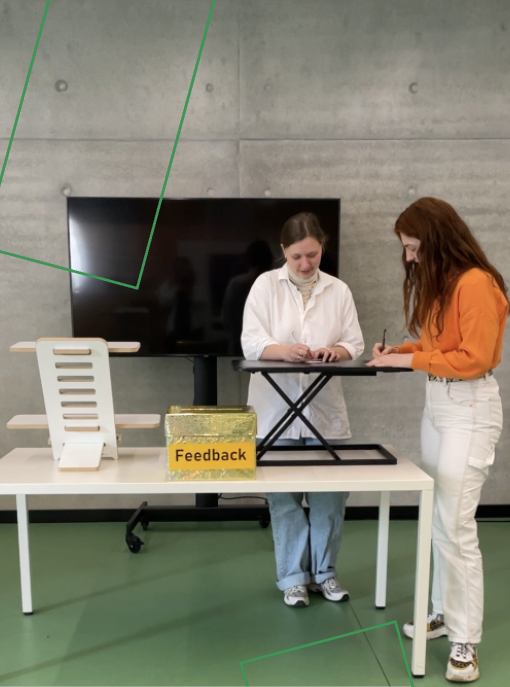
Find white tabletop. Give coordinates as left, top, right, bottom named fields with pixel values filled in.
left=0, top=447, right=433, bottom=496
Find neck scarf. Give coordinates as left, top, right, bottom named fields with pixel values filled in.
left=288, top=267, right=319, bottom=308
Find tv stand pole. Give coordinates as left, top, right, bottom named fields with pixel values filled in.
left=193, top=356, right=219, bottom=508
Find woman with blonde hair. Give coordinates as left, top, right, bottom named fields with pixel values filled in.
left=368, top=197, right=508, bottom=683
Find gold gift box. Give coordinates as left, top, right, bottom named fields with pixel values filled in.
left=165, top=406, right=257, bottom=481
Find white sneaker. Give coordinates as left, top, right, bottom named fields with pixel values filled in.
left=283, top=585, right=309, bottom=607
left=403, top=611, right=448, bottom=640
left=446, top=642, right=479, bottom=682
left=307, top=577, right=349, bottom=602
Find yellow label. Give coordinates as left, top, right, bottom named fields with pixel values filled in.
left=168, top=442, right=256, bottom=471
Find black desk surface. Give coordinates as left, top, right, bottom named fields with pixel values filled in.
left=232, top=359, right=413, bottom=375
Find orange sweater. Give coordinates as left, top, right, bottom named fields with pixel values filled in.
left=397, top=268, right=508, bottom=379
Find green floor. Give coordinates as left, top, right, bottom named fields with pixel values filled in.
left=0, top=518, right=508, bottom=686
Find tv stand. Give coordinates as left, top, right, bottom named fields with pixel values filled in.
left=193, top=356, right=219, bottom=508
left=126, top=355, right=270, bottom=552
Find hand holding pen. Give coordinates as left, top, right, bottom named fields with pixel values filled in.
left=289, top=332, right=312, bottom=362
left=291, top=332, right=340, bottom=363
left=371, top=329, right=399, bottom=358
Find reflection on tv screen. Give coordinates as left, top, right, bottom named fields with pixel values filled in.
left=68, top=198, right=340, bottom=356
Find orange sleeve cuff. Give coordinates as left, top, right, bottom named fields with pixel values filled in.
left=411, top=351, right=432, bottom=372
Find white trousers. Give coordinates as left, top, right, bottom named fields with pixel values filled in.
left=421, top=375, right=503, bottom=644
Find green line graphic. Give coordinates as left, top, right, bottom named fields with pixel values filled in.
left=0, top=2, right=51, bottom=191
left=135, top=1, right=216, bottom=289
left=240, top=620, right=414, bottom=687
left=0, top=0, right=216, bottom=289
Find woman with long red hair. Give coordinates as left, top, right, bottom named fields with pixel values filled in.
left=368, top=197, right=508, bottom=683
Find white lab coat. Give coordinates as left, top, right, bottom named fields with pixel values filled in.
left=241, top=264, right=364, bottom=439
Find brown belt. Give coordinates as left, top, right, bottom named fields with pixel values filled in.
left=428, top=370, right=494, bottom=383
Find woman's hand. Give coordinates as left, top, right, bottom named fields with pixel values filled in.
left=311, top=347, right=341, bottom=362
left=372, top=342, right=400, bottom=358
left=287, top=343, right=312, bottom=362
left=366, top=353, right=414, bottom=368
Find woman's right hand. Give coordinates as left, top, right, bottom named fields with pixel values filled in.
left=287, top=343, right=312, bottom=362
left=372, top=343, right=400, bottom=358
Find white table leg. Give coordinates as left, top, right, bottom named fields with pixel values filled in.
left=16, top=494, right=33, bottom=614
left=375, top=490, right=390, bottom=608
left=411, top=488, right=433, bottom=676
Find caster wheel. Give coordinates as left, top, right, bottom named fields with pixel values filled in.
left=126, top=533, right=144, bottom=553
left=259, top=517, right=270, bottom=529
left=141, top=520, right=150, bottom=531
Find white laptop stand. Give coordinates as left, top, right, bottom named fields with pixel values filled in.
left=7, top=338, right=160, bottom=471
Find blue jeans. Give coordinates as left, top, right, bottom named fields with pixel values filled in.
left=264, top=438, right=350, bottom=590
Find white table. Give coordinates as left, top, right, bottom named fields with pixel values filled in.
left=0, top=445, right=433, bottom=677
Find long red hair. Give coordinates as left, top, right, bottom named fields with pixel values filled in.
left=394, top=197, right=509, bottom=338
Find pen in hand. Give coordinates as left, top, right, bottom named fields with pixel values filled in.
left=290, top=331, right=312, bottom=363
left=380, top=328, right=387, bottom=355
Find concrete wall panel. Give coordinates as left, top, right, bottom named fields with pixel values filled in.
left=240, top=0, right=510, bottom=140
left=0, top=0, right=239, bottom=140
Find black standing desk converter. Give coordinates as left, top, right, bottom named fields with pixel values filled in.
left=232, top=359, right=413, bottom=466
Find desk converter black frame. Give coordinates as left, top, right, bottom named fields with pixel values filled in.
left=232, top=359, right=412, bottom=465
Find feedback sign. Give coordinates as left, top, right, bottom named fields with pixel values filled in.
left=168, top=442, right=256, bottom=471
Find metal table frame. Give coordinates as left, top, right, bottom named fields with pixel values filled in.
left=233, top=359, right=412, bottom=463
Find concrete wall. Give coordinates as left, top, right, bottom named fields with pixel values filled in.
left=0, top=0, right=509, bottom=510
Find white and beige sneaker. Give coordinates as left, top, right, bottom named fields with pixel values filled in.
left=283, top=585, right=309, bottom=607
left=446, top=642, right=479, bottom=682
left=403, top=611, right=448, bottom=640
left=308, top=577, right=349, bottom=602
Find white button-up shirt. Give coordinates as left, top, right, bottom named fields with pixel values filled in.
left=241, top=264, right=364, bottom=440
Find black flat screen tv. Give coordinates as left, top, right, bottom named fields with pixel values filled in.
left=68, top=198, right=340, bottom=356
